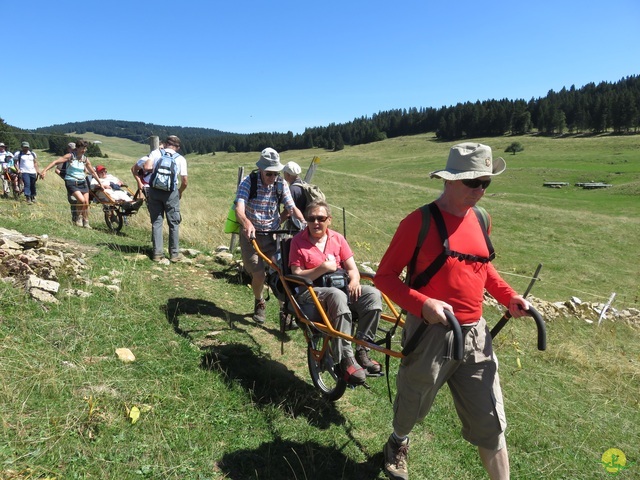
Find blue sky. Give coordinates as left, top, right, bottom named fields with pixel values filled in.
left=3, top=0, right=638, bottom=134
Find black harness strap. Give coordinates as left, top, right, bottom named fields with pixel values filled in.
left=401, top=203, right=493, bottom=357
left=380, top=202, right=493, bottom=402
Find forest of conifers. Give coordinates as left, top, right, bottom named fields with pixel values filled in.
left=1, top=75, right=638, bottom=156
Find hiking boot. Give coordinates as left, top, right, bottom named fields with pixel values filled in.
left=384, top=434, right=409, bottom=480
left=170, top=254, right=185, bottom=263
left=339, top=356, right=366, bottom=385
left=280, top=312, right=299, bottom=331
left=152, top=255, right=164, bottom=262
left=83, top=219, right=92, bottom=229
left=253, top=298, right=266, bottom=324
left=75, top=218, right=84, bottom=227
left=356, top=347, right=382, bottom=375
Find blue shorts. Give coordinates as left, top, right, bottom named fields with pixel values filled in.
left=65, top=179, right=88, bottom=194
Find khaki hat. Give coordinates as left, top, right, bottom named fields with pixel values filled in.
left=21, top=141, right=30, bottom=148
left=255, top=147, right=284, bottom=172
left=429, top=142, right=506, bottom=180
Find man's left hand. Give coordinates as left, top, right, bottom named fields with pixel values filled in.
left=508, top=295, right=531, bottom=318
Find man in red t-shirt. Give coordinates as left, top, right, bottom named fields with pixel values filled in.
left=376, top=143, right=531, bottom=480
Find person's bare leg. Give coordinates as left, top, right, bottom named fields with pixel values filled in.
left=479, top=446, right=510, bottom=480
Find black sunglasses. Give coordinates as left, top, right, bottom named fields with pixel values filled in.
left=461, top=178, right=491, bottom=189
left=306, top=215, right=329, bottom=223
left=265, top=171, right=280, bottom=177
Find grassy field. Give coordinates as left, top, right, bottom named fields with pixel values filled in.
left=0, top=132, right=638, bottom=479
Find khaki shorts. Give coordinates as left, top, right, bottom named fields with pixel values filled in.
left=239, top=234, right=277, bottom=275
left=393, top=315, right=507, bottom=450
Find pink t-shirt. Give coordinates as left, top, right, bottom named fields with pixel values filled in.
left=289, top=228, right=354, bottom=270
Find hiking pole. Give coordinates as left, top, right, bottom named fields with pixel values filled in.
left=491, top=263, right=542, bottom=338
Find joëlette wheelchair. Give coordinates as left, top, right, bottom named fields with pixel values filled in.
left=251, top=231, right=546, bottom=402
left=87, top=179, right=145, bottom=232
left=2, top=167, right=23, bottom=200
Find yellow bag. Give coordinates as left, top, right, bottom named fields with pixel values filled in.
left=224, top=203, right=241, bottom=234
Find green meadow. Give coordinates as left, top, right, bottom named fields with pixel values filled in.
left=0, top=132, right=638, bottom=479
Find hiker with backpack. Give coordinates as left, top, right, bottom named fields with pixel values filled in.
left=142, top=135, right=188, bottom=262
left=234, top=147, right=306, bottom=324
left=41, top=139, right=101, bottom=228
left=14, top=142, right=41, bottom=204
left=281, top=161, right=326, bottom=231
left=374, top=143, right=531, bottom=480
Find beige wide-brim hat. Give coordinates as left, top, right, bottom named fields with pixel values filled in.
left=256, top=147, right=284, bottom=172
left=429, top=142, right=506, bottom=180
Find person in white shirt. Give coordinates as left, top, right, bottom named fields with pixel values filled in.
left=14, top=141, right=40, bottom=204
left=143, top=135, right=188, bottom=262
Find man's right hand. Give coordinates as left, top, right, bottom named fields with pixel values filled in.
left=243, top=223, right=256, bottom=240
left=421, top=298, right=453, bottom=326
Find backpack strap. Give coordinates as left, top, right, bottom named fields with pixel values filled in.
left=401, top=204, right=493, bottom=358
left=249, top=170, right=283, bottom=203
left=473, top=206, right=494, bottom=261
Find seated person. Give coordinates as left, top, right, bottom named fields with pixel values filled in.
left=90, top=165, right=135, bottom=203
left=131, top=154, right=151, bottom=199
left=289, top=200, right=382, bottom=385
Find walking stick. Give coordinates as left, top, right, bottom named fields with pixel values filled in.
left=491, top=263, right=543, bottom=338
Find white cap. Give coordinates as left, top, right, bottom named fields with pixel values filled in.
left=283, top=161, right=301, bottom=176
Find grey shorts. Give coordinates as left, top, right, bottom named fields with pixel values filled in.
left=239, top=234, right=277, bottom=275
left=393, top=315, right=507, bottom=450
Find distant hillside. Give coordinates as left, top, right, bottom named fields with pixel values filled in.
left=3, top=74, right=638, bottom=156
left=35, top=120, right=235, bottom=154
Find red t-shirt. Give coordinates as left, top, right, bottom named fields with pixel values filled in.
left=289, top=228, right=353, bottom=269
left=374, top=207, right=516, bottom=324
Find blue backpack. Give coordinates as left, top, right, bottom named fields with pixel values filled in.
left=149, top=149, right=178, bottom=191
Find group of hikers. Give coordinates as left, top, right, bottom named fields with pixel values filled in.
left=2, top=135, right=530, bottom=479
left=1, top=136, right=187, bottom=263
left=233, top=143, right=531, bottom=480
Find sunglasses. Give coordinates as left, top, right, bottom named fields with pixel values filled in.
left=265, top=171, right=280, bottom=177
left=306, top=215, right=329, bottom=223
left=461, top=178, right=491, bottom=189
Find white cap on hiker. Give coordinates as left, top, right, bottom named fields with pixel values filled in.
left=283, top=161, right=301, bottom=176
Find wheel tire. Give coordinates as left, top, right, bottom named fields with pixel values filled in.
left=104, top=208, right=123, bottom=232
left=307, top=333, right=347, bottom=401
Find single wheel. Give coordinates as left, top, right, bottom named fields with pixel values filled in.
left=103, top=207, right=123, bottom=232
left=307, top=333, right=347, bottom=401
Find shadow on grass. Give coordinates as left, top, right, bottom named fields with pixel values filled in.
left=201, top=343, right=345, bottom=430
left=209, top=263, right=251, bottom=285
left=164, top=297, right=344, bottom=428
left=218, top=437, right=384, bottom=479
left=164, top=297, right=246, bottom=339
left=98, top=241, right=152, bottom=255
